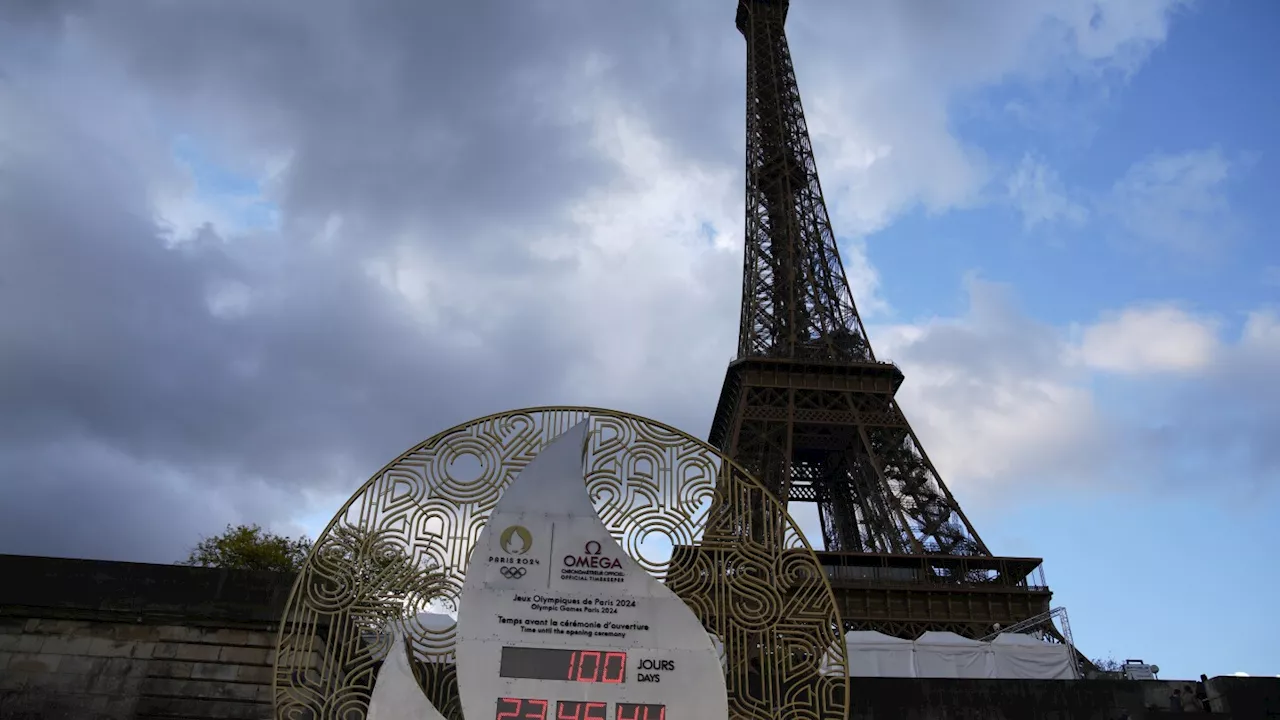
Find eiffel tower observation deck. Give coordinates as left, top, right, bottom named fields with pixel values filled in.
left=697, top=0, right=1055, bottom=641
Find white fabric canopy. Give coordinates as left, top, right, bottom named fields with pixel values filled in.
left=913, top=631, right=995, bottom=679
left=990, top=633, right=1076, bottom=680
left=715, top=628, right=1075, bottom=680
left=845, top=630, right=917, bottom=678
left=817, top=637, right=847, bottom=677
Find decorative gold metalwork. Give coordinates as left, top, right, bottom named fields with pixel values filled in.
left=273, top=406, right=848, bottom=720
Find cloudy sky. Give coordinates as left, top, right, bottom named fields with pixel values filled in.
left=2, top=0, right=1277, bottom=680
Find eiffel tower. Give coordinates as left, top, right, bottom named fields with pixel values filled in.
left=707, top=0, right=1053, bottom=640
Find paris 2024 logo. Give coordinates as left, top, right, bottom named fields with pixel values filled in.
left=491, top=525, right=539, bottom=579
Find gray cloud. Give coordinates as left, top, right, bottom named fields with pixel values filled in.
left=873, top=282, right=1280, bottom=510
left=1133, top=312, right=1280, bottom=495
left=64, top=0, right=743, bottom=245
left=0, top=0, right=1200, bottom=563
left=0, top=0, right=742, bottom=562
left=870, top=280, right=1114, bottom=501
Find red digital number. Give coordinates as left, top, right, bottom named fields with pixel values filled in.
left=566, top=650, right=627, bottom=683
left=616, top=703, right=665, bottom=720
left=601, top=651, right=625, bottom=683
left=557, top=701, right=607, bottom=720
left=496, top=697, right=548, bottom=720
left=578, top=651, right=601, bottom=682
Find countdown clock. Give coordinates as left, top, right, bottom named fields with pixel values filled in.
left=494, top=697, right=665, bottom=720
left=455, top=421, right=728, bottom=720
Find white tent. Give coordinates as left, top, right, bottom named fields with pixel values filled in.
left=913, top=631, right=994, bottom=679
left=818, top=637, right=849, bottom=678
left=844, top=630, right=916, bottom=678
left=990, top=633, right=1076, bottom=680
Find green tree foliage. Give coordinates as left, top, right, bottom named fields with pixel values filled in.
left=180, top=523, right=311, bottom=573
left=1092, top=656, right=1123, bottom=673
left=181, top=522, right=449, bottom=627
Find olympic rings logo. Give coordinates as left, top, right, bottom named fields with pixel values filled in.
left=500, top=566, right=527, bottom=579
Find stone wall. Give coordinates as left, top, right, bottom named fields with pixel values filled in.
left=0, top=553, right=294, bottom=720
left=1, top=552, right=1276, bottom=719
left=1205, top=676, right=1280, bottom=718
left=0, top=619, right=278, bottom=719
left=848, top=677, right=1136, bottom=719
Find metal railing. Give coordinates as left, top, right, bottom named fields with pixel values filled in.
left=979, top=606, right=1081, bottom=680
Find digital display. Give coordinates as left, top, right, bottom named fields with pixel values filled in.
left=496, top=697, right=549, bottom=720
left=497, top=699, right=666, bottom=720
left=500, top=647, right=627, bottom=684
left=615, top=704, right=666, bottom=720
left=458, top=424, right=727, bottom=720
left=556, top=701, right=608, bottom=720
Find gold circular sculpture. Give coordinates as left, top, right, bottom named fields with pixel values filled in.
left=273, top=406, right=849, bottom=720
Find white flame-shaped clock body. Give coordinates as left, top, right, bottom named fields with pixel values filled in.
left=457, top=421, right=728, bottom=720
left=367, top=621, right=447, bottom=720
left=367, top=612, right=455, bottom=720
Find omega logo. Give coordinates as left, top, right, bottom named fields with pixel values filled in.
left=563, top=541, right=622, bottom=569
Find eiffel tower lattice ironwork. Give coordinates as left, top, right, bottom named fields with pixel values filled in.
left=706, top=0, right=1056, bottom=641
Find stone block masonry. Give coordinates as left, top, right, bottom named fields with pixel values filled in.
left=0, top=553, right=296, bottom=720
left=1, top=552, right=1277, bottom=719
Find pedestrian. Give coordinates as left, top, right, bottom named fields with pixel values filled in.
left=1169, top=687, right=1183, bottom=712
left=1181, top=684, right=1203, bottom=712
left=1197, top=675, right=1211, bottom=711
